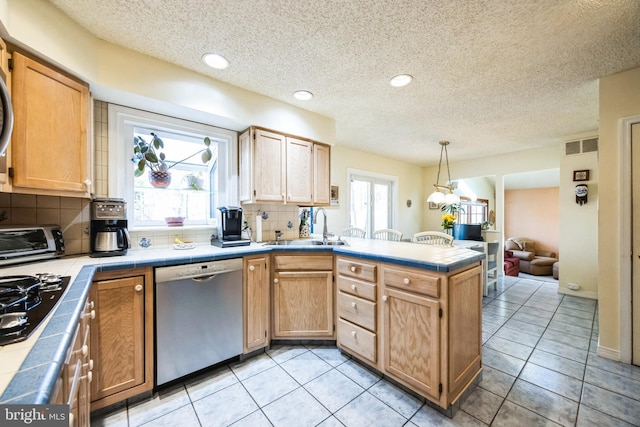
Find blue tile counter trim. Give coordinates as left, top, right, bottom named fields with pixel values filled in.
left=0, top=239, right=482, bottom=404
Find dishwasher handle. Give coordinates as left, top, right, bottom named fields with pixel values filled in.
left=191, top=274, right=219, bottom=282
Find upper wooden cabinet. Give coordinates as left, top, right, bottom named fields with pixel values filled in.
left=239, top=126, right=331, bottom=206
left=5, top=51, right=92, bottom=197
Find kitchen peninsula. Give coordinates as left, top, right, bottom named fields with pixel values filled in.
left=0, top=238, right=484, bottom=418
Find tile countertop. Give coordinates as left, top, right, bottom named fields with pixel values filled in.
left=0, top=238, right=483, bottom=404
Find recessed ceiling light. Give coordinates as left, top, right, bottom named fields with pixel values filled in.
left=202, top=53, right=229, bottom=70
left=293, top=90, right=314, bottom=101
left=389, top=74, right=413, bottom=87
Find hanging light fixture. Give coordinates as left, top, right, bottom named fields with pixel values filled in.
left=427, top=141, right=461, bottom=205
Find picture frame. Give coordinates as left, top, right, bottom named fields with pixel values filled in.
left=573, top=170, right=589, bottom=182
left=429, top=201, right=439, bottom=210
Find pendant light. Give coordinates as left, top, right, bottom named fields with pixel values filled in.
left=427, top=141, right=460, bottom=205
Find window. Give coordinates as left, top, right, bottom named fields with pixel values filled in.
left=109, top=105, right=237, bottom=229
left=458, top=197, right=488, bottom=224
left=348, top=169, right=397, bottom=237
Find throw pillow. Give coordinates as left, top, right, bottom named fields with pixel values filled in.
left=505, top=240, right=521, bottom=251
left=522, top=241, right=536, bottom=253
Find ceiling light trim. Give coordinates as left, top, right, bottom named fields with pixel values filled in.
left=389, top=74, right=413, bottom=88
left=202, top=53, right=229, bottom=70
left=293, top=90, right=314, bottom=101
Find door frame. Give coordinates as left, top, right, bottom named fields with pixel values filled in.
left=620, top=114, right=640, bottom=364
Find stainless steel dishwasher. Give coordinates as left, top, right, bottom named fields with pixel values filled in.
left=155, top=258, right=243, bottom=386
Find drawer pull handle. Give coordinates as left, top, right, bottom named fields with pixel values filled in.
left=351, top=284, right=356, bottom=291
left=403, top=278, right=410, bottom=285
left=135, top=284, right=143, bottom=292
left=82, top=371, right=93, bottom=384
left=351, top=331, right=356, bottom=337
left=249, top=265, right=255, bottom=271
left=81, top=344, right=89, bottom=357
left=82, top=309, right=95, bottom=320
left=382, top=295, right=388, bottom=302
left=274, top=278, right=279, bottom=283
left=350, top=266, right=356, bottom=272
left=351, top=302, right=356, bottom=308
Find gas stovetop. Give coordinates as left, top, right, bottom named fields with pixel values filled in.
left=0, top=274, right=70, bottom=346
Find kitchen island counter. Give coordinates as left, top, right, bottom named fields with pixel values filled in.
left=0, top=238, right=483, bottom=404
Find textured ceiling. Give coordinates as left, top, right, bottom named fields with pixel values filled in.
left=47, top=0, right=640, bottom=165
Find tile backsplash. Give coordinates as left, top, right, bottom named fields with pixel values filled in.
left=0, top=193, right=91, bottom=255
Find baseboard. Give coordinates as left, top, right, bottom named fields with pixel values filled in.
left=557, top=287, right=598, bottom=300
left=597, top=344, right=620, bottom=361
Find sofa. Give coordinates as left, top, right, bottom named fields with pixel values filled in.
left=503, top=250, right=520, bottom=276
left=504, top=237, right=558, bottom=276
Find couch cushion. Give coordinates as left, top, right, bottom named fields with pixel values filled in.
left=511, top=250, right=535, bottom=261
left=522, top=240, right=536, bottom=253
left=505, top=240, right=520, bottom=251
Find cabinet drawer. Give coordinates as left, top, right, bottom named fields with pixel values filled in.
left=337, top=291, right=376, bottom=331
left=274, top=255, right=333, bottom=270
left=337, top=318, right=376, bottom=363
left=337, top=276, right=376, bottom=301
left=337, top=257, right=377, bottom=282
left=382, top=265, right=440, bottom=297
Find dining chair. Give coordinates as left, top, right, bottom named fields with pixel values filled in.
left=341, top=227, right=367, bottom=238
left=373, top=229, right=403, bottom=241
left=412, top=231, right=454, bottom=246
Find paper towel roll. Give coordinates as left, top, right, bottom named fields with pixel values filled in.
left=255, top=215, right=262, bottom=242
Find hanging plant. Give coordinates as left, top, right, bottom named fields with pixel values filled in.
left=132, top=132, right=213, bottom=177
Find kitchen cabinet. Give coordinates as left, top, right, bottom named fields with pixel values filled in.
left=89, top=267, right=154, bottom=411
left=272, top=253, right=334, bottom=338
left=381, top=262, right=482, bottom=408
left=336, top=256, right=379, bottom=367
left=51, top=298, right=94, bottom=427
left=4, top=50, right=92, bottom=198
left=239, top=126, right=331, bottom=206
left=244, top=255, right=271, bottom=353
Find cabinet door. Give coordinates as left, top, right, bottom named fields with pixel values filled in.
left=383, top=287, right=440, bottom=400
left=90, top=269, right=153, bottom=409
left=273, top=271, right=333, bottom=338
left=11, top=52, right=91, bottom=197
left=313, top=143, right=331, bottom=205
left=286, top=137, right=313, bottom=204
left=447, top=265, right=482, bottom=401
left=254, top=128, right=286, bottom=202
left=244, top=256, right=270, bottom=352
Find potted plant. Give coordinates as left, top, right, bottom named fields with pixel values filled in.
left=132, top=132, right=213, bottom=188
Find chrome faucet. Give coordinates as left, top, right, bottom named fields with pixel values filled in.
left=313, top=208, right=329, bottom=243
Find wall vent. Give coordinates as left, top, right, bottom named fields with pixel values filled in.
left=565, top=138, right=598, bottom=155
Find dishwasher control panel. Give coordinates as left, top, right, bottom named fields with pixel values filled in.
left=155, top=258, right=243, bottom=282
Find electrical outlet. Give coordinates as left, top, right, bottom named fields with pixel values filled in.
left=567, top=282, right=580, bottom=290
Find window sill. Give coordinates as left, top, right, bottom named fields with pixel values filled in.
left=129, top=224, right=216, bottom=232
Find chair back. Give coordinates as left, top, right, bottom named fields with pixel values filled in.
left=373, top=229, right=403, bottom=241
left=412, top=231, right=454, bottom=246
left=341, top=227, right=366, bottom=238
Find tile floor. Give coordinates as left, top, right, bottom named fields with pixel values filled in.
left=91, top=274, right=640, bottom=427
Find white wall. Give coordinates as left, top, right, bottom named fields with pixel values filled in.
left=559, top=152, right=598, bottom=298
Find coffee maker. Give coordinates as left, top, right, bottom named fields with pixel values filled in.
left=211, top=206, right=251, bottom=248
left=90, top=198, right=131, bottom=257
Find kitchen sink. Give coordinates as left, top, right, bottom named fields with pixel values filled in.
left=264, top=239, right=347, bottom=246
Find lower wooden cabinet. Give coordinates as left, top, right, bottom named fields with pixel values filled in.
left=89, top=267, right=153, bottom=411
left=244, top=255, right=271, bottom=353
left=272, top=253, right=334, bottom=339
left=51, top=298, right=93, bottom=427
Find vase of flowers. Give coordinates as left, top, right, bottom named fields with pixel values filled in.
left=132, top=132, right=213, bottom=188
left=299, top=209, right=310, bottom=238
left=441, top=213, right=456, bottom=233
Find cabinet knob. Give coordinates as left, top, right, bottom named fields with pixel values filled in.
left=274, top=278, right=279, bottom=283
left=403, top=278, right=410, bottom=285
left=351, top=284, right=356, bottom=291
left=351, top=331, right=356, bottom=337
left=84, top=359, right=94, bottom=370
left=351, top=302, right=356, bottom=308
left=350, top=266, right=356, bottom=272
left=82, top=309, right=95, bottom=320
left=249, top=265, right=255, bottom=271
left=84, top=179, right=92, bottom=191
left=382, top=295, right=388, bottom=302
left=82, top=371, right=93, bottom=384
left=81, top=344, right=89, bottom=357
left=135, top=284, right=143, bottom=292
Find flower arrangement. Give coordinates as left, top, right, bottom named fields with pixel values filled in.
left=132, top=132, right=212, bottom=177
left=441, top=213, right=456, bottom=229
